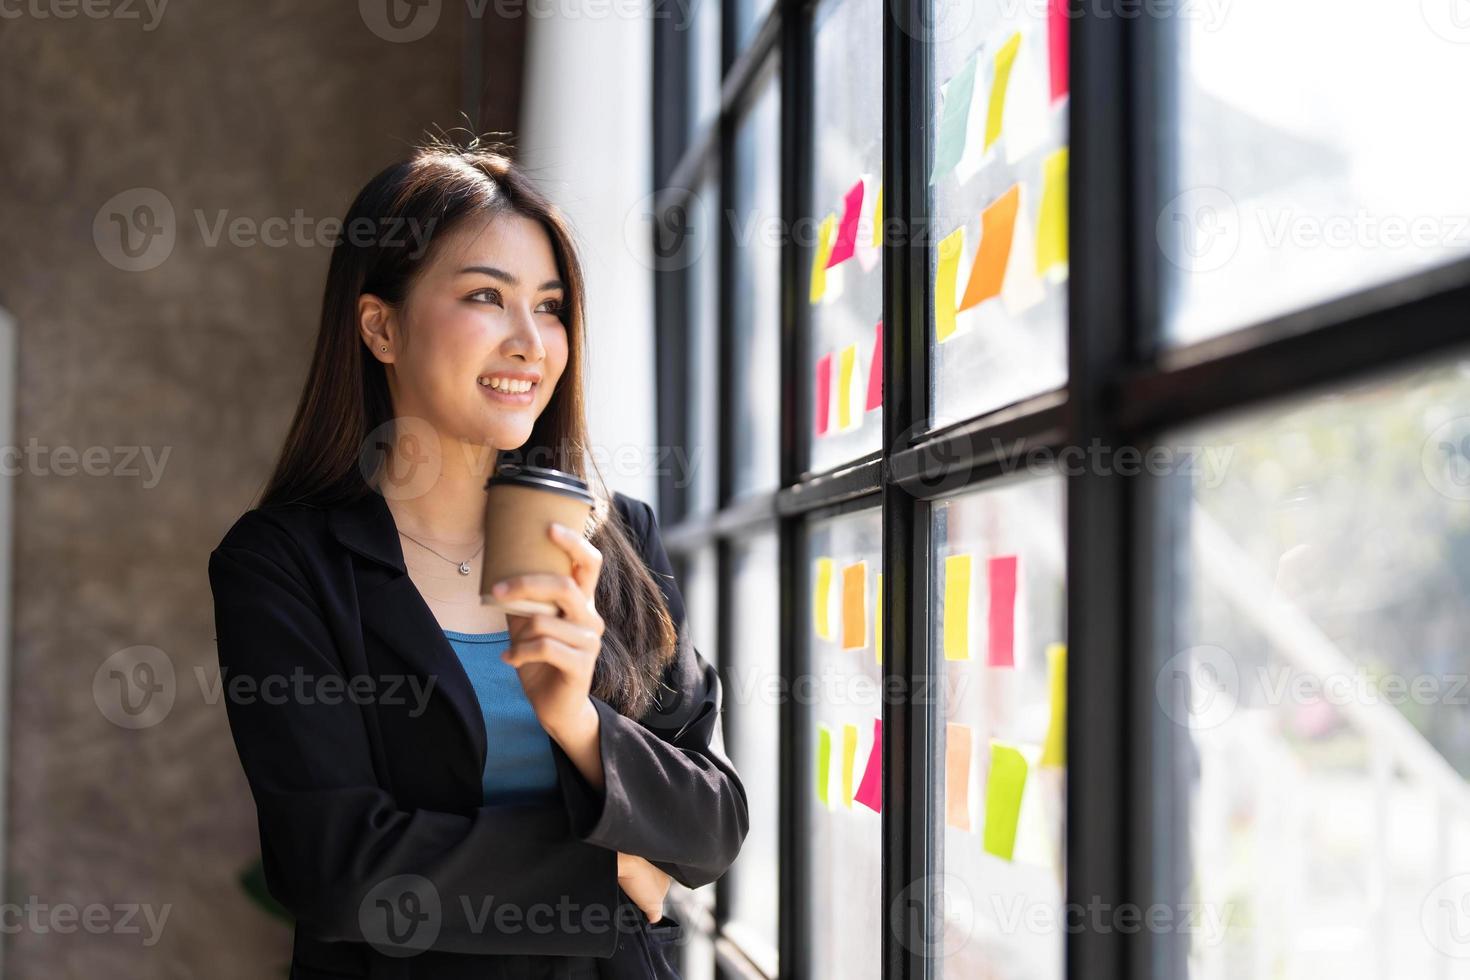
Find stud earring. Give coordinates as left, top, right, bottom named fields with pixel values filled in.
left=381, top=346, right=388, bottom=352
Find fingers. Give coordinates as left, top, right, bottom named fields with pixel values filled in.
left=500, top=634, right=586, bottom=672
left=548, top=521, right=603, bottom=595
left=491, top=571, right=605, bottom=631
left=507, top=611, right=600, bottom=654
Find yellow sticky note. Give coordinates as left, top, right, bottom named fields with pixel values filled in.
left=841, top=560, right=867, bottom=650
left=943, top=554, right=972, bottom=660
left=1036, top=147, right=1068, bottom=276
left=985, top=32, right=1023, bottom=151
left=816, top=723, right=832, bottom=806
left=810, top=212, right=836, bottom=304
left=875, top=572, right=884, bottom=664
left=871, top=183, right=883, bottom=247
left=813, top=557, right=835, bottom=640
left=836, top=343, right=858, bottom=431
left=1040, top=643, right=1067, bottom=767
left=935, top=226, right=965, bottom=343
left=842, top=722, right=859, bottom=808
left=983, top=740, right=1029, bottom=861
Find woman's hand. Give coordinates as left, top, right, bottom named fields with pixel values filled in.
left=617, top=851, right=672, bottom=923
left=492, top=521, right=606, bottom=737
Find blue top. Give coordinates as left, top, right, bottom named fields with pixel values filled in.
left=442, top=628, right=560, bottom=805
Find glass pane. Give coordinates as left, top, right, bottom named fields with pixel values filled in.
left=929, top=0, right=1069, bottom=426
left=731, top=62, right=782, bottom=499
left=735, top=0, right=775, bottom=53
left=690, top=0, right=722, bottom=142
left=1161, top=3, right=1470, bottom=345
left=677, top=544, right=720, bottom=913
left=806, top=506, right=883, bottom=979
left=725, top=530, right=781, bottom=975
left=686, top=172, right=720, bottom=518
left=933, top=474, right=1066, bottom=976
left=1163, top=357, right=1470, bottom=977
left=806, top=0, right=883, bottom=476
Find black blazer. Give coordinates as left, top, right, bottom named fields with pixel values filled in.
left=208, top=488, right=749, bottom=979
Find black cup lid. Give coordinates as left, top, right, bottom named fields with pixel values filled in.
left=484, top=462, right=593, bottom=504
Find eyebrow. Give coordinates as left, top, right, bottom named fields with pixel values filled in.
left=458, top=265, right=565, bottom=292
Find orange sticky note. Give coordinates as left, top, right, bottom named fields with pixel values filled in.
left=1040, top=643, right=1067, bottom=767
left=984, top=32, right=1023, bottom=151
left=945, top=723, right=974, bottom=830
left=816, top=723, right=832, bottom=806
left=841, top=561, right=868, bottom=650
left=854, top=718, right=882, bottom=811
left=935, top=226, right=965, bottom=343
left=1036, top=147, right=1068, bottom=277
left=813, top=557, right=835, bottom=640
left=958, top=184, right=1020, bottom=311
left=836, top=343, right=858, bottom=431
left=841, top=722, right=859, bottom=808
left=983, top=740, right=1028, bottom=860
left=874, top=572, right=884, bottom=665
left=809, top=212, right=836, bottom=304
left=943, top=553, right=972, bottom=660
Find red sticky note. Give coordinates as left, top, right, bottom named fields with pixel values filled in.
left=958, top=185, right=1020, bottom=311
left=826, top=179, right=865, bottom=268
left=865, top=320, right=883, bottom=411
left=1049, top=0, right=1069, bottom=103
left=814, top=353, right=832, bottom=435
left=987, top=555, right=1018, bottom=667
left=854, top=718, right=882, bottom=812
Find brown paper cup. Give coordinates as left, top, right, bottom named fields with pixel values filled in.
left=479, top=464, right=594, bottom=617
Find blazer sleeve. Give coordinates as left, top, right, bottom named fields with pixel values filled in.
left=209, top=528, right=622, bottom=958
left=549, top=497, right=750, bottom=890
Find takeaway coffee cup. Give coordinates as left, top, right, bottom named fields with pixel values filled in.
left=480, top=462, right=595, bottom=617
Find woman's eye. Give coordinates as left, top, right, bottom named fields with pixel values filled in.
left=469, top=288, right=502, bottom=305
left=539, top=298, right=564, bottom=315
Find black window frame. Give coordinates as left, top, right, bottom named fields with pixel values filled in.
left=651, top=2, right=1470, bottom=978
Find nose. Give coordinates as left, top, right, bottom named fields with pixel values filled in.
left=503, top=304, right=546, bottom=362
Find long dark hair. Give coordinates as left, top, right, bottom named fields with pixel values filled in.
left=257, top=134, right=677, bottom=721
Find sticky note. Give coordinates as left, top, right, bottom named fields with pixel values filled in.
left=835, top=343, right=858, bottom=431
left=984, top=33, right=1023, bottom=152
left=987, top=555, right=1018, bottom=667
left=865, top=320, right=883, bottom=411
left=1001, top=184, right=1045, bottom=315
left=943, top=553, right=972, bottom=661
left=983, top=740, right=1029, bottom=860
left=1003, top=27, right=1052, bottom=165
left=958, top=184, right=1020, bottom=311
left=856, top=174, right=881, bottom=272
left=1036, top=147, right=1068, bottom=277
left=814, top=352, right=833, bottom=436
left=854, top=718, right=883, bottom=812
left=935, top=226, right=965, bottom=343
left=875, top=572, right=884, bottom=664
left=931, top=51, right=980, bottom=184
left=814, top=557, right=835, bottom=640
left=809, top=212, right=836, bottom=304
left=841, top=722, right=859, bottom=808
left=816, top=724, right=832, bottom=806
left=1040, top=642, right=1067, bottom=767
left=841, top=560, right=868, bottom=650
left=827, top=179, right=865, bottom=268
left=945, top=723, right=974, bottom=830
left=1049, top=0, right=1069, bottom=103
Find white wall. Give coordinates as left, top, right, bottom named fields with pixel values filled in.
left=516, top=10, right=657, bottom=509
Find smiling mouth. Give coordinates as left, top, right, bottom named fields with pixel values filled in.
left=478, top=375, right=538, bottom=404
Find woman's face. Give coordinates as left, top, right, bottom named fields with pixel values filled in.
left=372, top=211, right=570, bottom=461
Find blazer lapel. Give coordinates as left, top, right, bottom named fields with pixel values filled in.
left=327, top=491, right=487, bottom=772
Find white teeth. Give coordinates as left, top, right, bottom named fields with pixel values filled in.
left=480, top=376, right=533, bottom=393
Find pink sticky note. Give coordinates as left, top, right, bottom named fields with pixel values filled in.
left=854, top=718, right=882, bottom=812
left=826, top=179, right=865, bottom=268
left=1049, top=0, right=1069, bottom=103
left=987, top=555, right=1018, bottom=667
left=865, top=320, right=883, bottom=411
left=814, top=353, right=832, bottom=435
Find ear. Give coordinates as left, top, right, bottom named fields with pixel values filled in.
left=358, top=293, right=398, bottom=363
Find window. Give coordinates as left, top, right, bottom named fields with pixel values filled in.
left=650, top=1, right=1469, bottom=977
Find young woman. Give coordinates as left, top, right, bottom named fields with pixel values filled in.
left=208, top=139, right=749, bottom=979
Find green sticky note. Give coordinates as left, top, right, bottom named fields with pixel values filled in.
left=816, top=724, right=833, bottom=806
left=983, top=740, right=1029, bottom=860
left=930, top=51, right=979, bottom=184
